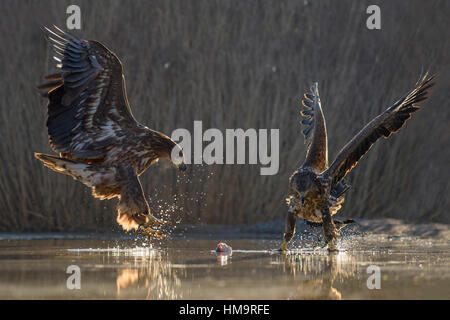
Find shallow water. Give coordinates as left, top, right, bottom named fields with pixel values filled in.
left=0, top=234, right=448, bottom=299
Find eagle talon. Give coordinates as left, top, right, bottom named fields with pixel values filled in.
left=138, top=226, right=166, bottom=240
left=144, top=217, right=171, bottom=227
left=326, top=241, right=339, bottom=252
left=279, top=241, right=289, bottom=252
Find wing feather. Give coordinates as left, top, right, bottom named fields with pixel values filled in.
left=38, top=26, right=140, bottom=161
left=325, top=73, right=435, bottom=187
left=300, top=82, right=329, bottom=171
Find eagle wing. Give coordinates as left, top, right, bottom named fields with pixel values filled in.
left=324, top=73, right=435, bottom=187
left=300, top=83, right=328, bottom=172
left=38, top=26, right=140, bottom=161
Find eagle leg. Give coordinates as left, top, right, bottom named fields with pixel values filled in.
left=322, top=210, right=338, bottom=252
left=280, top=210, right=297, bottom=251
left=316, top=176, right=339, bottom=251
left=116, top=166, right=170, bottom=236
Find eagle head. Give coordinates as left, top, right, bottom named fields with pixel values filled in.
left=153, top=133, right=187, bottom=171
left=171, top=143, right=187, bottom=172
left=289, top=169, right=316, bottom=204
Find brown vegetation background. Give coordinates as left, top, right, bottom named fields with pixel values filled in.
left=0, top=0, right=449, bottom=231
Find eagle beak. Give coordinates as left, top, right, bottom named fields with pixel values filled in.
left=300, top=193, right=305, bottom=204
left=178, top=163, right=187, bottom=172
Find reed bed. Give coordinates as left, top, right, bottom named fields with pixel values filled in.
left=0, top=0, right=448, bottom=231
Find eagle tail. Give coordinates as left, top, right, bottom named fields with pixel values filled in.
left=34, top=153, right=97, bottom=187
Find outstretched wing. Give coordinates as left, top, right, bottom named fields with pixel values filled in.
left=38, top=26, right=139, bottom=160
left=300, top=82, right=328, bottom=172
left=324, top=73, right=435, bottom=187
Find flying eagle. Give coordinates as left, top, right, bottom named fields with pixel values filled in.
left=35, top=26, right=186, bottom=239
left=281, top=73, right=435, bottom=251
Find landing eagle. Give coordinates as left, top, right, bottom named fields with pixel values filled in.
left=35, top=26, right=186, bottom=239
left=281, top=74, right=435, bottom=251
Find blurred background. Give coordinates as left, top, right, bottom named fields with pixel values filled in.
left=0, top=0, right=448, bottom=232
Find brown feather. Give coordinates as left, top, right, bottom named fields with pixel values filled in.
left=300, top=82, right=329, bottom=172
left=325, top=73, right=435, bottom=187
left=36, top=27, right=184, bottom=234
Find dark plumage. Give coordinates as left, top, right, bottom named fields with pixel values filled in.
left=35, top=26, right=187, bottom=239
left=281, top=74, right=435, bottom=251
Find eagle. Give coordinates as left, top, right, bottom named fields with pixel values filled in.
left=35, top=26, right=186, bottom=239
left=281, top=73, right=435, bottom=251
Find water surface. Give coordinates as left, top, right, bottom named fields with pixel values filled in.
left=0, top=235, right=448, bottom=299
